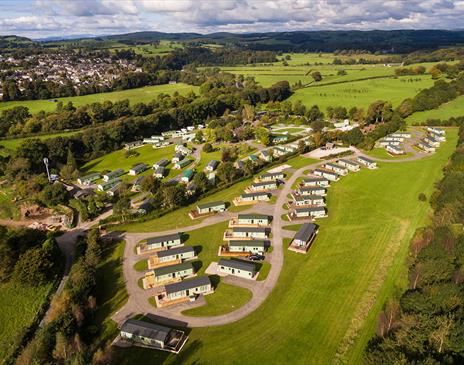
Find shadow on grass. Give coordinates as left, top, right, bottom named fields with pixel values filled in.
left=192, top=260, right=203, bottom=272
left=193, top=245, right=203, bottom=256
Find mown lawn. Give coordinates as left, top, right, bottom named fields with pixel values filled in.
left=406, top=95, right=464, bottom=125
left=0, top=282, right=53, bottom=360
left=0, top=83, right=198, bottom=114
left=181, top=281, right=252, bottom=317
left=364, top=148, right=413, bottom=160
left=94, top=240, right=128, bottom=346
left=114, top=129, right=457, bottom=365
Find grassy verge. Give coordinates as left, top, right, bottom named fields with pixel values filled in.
left=181, top=281, right=252, bottom=317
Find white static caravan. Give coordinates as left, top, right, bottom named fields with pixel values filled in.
left=337, top=159, right=360, bottom=172
left=313, top=168, right=339, bottom=182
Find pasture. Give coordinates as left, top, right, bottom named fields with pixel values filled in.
left=113, top=129, right=458, bottom=365
left=0, top=282, right=53, bottom=360
left=0, top=83, right=198, bottom=114
left=289, top=75, right=434, bottom=111
left=406, top=95, right=464, bottom=125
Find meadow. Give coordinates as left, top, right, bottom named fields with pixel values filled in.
left=113, top=129, right=458, bottom=365
left=0, top=282, right=53, bottom=360
left=406, top=95, right=464, bottom=124
left=289, top=75, right=434, bottom=110
left=0, top=83, right=197, bottom=114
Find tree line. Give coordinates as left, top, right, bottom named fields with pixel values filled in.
left=365, top=125, right=464, bottom=364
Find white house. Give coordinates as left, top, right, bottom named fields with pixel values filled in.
left=386, top=144, right=405, bottom=155
left=337, top=159, right=360, bottom=172
left=323, top=163, right=348, bottom=176
left=313, top=168, right=339, bottom=182
left=357, top=156, right=377, bottom=169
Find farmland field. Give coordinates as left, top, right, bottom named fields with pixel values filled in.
left=0, top=83, right=198, bottom=114
left=406, top=95, right=464, bottom=125
left=289, top=75, right=434, bottom=110
left=0, top=282, right=53, bottom=360
left=114, top=129, right=458, bottom=365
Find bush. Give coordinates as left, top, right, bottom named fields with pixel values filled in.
left=202, top=143, right=213, bottom=153
left=418, top=193, right=427, bottom=202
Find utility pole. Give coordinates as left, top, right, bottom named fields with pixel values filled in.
left=43, top=157, right=51, bottom=183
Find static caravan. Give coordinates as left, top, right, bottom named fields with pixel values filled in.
left=181, top=169, right=194, bottom=183
left=337, top=159, right=360, bottom=172
left=418, top=140, right=435, bottom=153
left=323, top=163, right=348, bottom=176
left=357, top=156, right=377, bottom=169
left=378, top=139, right=401, bottom=147
left=218, top=259, right=256, bottom=279
left=151, top=262, right=194, bottom=284
left=97, top=178, right=121, bottom=191
left=149, top=246, right=195, bottom=268
left=235, top=214, right=271, bottom=226
left=272, top=147, right=287, bottom=157
left=172, top=152, right=184, bottom=164
left=77, top=173, right=100, bottom=186
left=144, top=233, right=183, bottom=252
left=292, top=206, right=327, bottom=219
left=386, top=144, right=405, bottom=155
left=390, top=132, right=411, bottom=139
left=427, top=127, right=445, bottom=136
left=424, top=136, right=440, bottom=147
left=230, top=227, right=268, bottom=239
left=293, top=195, right=325, bottom=207
left=174, top=159, right=191, bottom=169
left=240, top=192, right=271, bottom=202
left=120, top=319, right=186, bottom=351
left=196, top=201, right=226, bottom=215
left=129, top=163, right=148, bottom=176
left=259, top=172, right=285, bottom=182
left=313, top=168, right=339, bottom=182
left=228, top=240, right=267, bottom=254
left=153, top=166, right=165, bottom=178
left=293, top=223, right=318, bottom=247
left=153, top=159, right=169, bottom=170
left=103, top=169, right=124, bottom=182
left=205, top=160, right=219, bottom=172
left=300, top=177, right=330, bottom=188
left=430, top=132, right=446, bottom=142
left=250, top=181, right=278, bottom=192
left=297, top=186, right=327, bottom=196
left=164, top=276, right=212, bottom=301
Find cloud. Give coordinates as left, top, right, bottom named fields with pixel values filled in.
left=1, top=0, right=464, bottom=38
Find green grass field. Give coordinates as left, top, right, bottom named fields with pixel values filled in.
left=406, top=95, right=464, bottom=125
left=0, top=83, right=197, bottom=115
left=0, top=130, right=82, bottom=156
left=114, top=129, right=458, bottom=365
left=0, top=282, right=53, bottom=360
left=81, top=144, right=175, bottom=178
left=364, top=148, right=413, bottom=160
left=110, top=41, right=182, bottom=57
left=289, top=75, right=434, bottom=111
left=182, top=282, right=253, bottom=317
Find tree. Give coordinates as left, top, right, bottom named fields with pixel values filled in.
left=311, top=71, right=322, bottom=82
left=255, top=127, right=271, bottom=146
left=195, top=130, right=204, bottom=142
left=140, top=175, right=161, bottom=195
left=193, top=171, right=209, bottom=192
left=202, top=143, right=213, bottom=153
left=337, top=69, right=347, bottom=76
left=113, top=196, right=131, bottom=221
left=216, top=162, right=236, bottom=184
left=306, top=105, right=324, bottom=122
left=242, top=104, right=255, bottom=122
left=40, top=183, right=69, bottom=207
left=161, top=184, right=186, bottom=209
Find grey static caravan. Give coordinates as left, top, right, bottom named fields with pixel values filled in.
left=292, top=194, right=325, bottom=207
left=337, top=159, right=360, bottom=172
left=139, top=233, right=183, bottom=254
left=427, top=127, right=445, bottom=136
left=296, top=186, right=327, bottom=196
left=129, top=163, right=148, bottom=176
left=249, top=181, right=278, bottom=192
left=259, top=171, right=285, bottom=182
left=153, top=159, right=169, bottom=170
left=313, top=168, right=339, bottom=182
left=228, top=240, right=267, bottom=254
left=291, top=206, right=327, bottom=219
left=424, top=136, right=440, bottom=147
left=77, top=172, right=100, bottom=186
left=386, top=144, right=405, bottom=155
left=218, top=259, right=256, bottom=280
left=418, top=140, right=436, bottom=153
left=227, top=227, right=268, bottom=240
left=357, top=156, right=378, bottom=169
left=103, top=169, right=125, bottom=182
left=323, top=163, right=348, bottom=176
left=235, top=214, right=271, bottom=226
left=97, top=178, right=121, bottom=191
left=300, top=177, right=330, bottom=187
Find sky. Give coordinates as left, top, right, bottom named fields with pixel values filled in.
left=0, top=0, right=463, bottom=39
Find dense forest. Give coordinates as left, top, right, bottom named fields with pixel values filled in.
left=365, top=125, right=464, bottom=364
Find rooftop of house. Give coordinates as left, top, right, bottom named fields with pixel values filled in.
left=156, top=245, right=194, bottom=258
left=146, top=233, right=182, bottom=245
left=197, top=201, right=225, bottom=209
left=229, top=240, right=267, bottom=247
left=294, top=223, right=318, bottom=242
left=218, top=258, right=255, bottom=272
left=121, top=319, right=171, bottom=342
left=154, top=261, right=193, bottom=276
left=165, top=276, right=211, bottom=295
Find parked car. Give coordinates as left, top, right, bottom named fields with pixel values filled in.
left=247, top=254, right=265, bottom=261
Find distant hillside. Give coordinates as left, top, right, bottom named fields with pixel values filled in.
left=0, top=35, right=38, bottom=49
left=99, top=29, right=464, bottom=53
